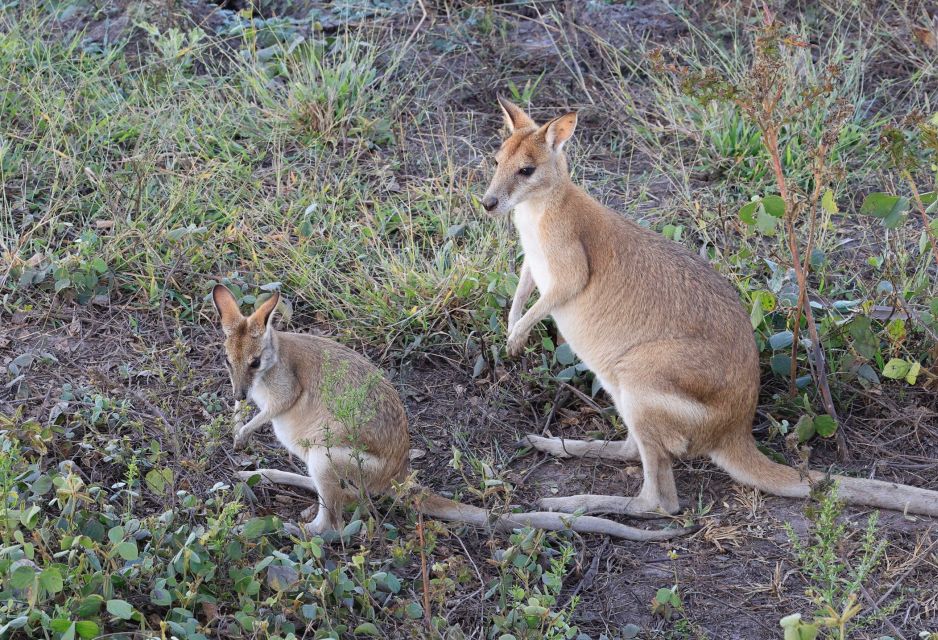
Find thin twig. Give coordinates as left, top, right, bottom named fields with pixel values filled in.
left=416, top=512, right=434, bottom=634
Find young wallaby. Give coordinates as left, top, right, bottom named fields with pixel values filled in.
left=483, top=97, right=938, bottom=519
left=211, top=284, right=688, bottom=540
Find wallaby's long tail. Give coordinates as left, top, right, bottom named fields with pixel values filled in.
left=414, top=492, right=692, bottom=541
left=711, top=435, right=938, bottom=516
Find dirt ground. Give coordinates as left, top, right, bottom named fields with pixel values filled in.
left=4, top=0, right=938, bottom=638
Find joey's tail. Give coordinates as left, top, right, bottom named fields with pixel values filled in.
left=712, top=435, right=938, bottom=516
left=414, top=492, right=692, bottom=541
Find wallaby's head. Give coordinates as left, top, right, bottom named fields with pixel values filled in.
left=481, top=97, right=577, bottom=216
left=212, top=285, right=281, bottom=401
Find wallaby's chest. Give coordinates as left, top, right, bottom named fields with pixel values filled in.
left=513, top=203, right=553, bottom=292
left=249, top=382, right=314, bottom=460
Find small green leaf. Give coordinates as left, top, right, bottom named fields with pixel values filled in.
left=51, top=619, right=72, bottom=633
left=39, top=567, right=64, bottom=594
left=739, top=200, right=759, bottom=224
left=116, top=540, right=138, bottom=561
left=761, top=195, right=786, bottom=218
left=10, top=565, right=36, bottom=589
left=821, top=189, right=838, bottom=214
left=756, top=209, right=779, bottom=236
left=266, top=565, right=299, bottom=591
left=353, top=622, right=382, bottom=636
left=750, top=298, right=764, bottom=329
left=769, top=331, right=793, bottom=351
left=106, top=599, right=134, bottom=620
left=554, top=365, right=577, bottom=381
left=860, top=193, right=909, bottom=228
left=857, top=363, right=880, bottom=385
left=75, top=621, right=100, bottom=639
left=795, top=415, right=816, bottom=443
left=145, top=468, right=172, bottom=495
left=242, top=516, right=274, bottom=539
left=814, top=415, right=837, bottom=438
left=107, top=526, right=125, bottom=544
left=882, top=358, right=911, bottom=380
left=554, top=342, right=575, bottom=366
left=847, top=316, right=879, bottom=360
left=150, top=586, right=172, bottom=606
left=655, top=587, right=673, bottom=604
left=906, top=361, right=921, bottom=385
left=770, top=354, right=792, bottom=377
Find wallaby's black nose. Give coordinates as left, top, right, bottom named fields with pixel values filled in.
left=237, top=388, right=247, bottom=401
left=482, top=195, right=499, bottom=212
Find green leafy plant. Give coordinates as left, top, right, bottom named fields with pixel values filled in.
left=783, top=484, right=896, bottom=639
left=486, top=528, right=580, bottom=640
left=655, top=14, right=859, bottom=454
left=859, top=115, right=938, bottom=268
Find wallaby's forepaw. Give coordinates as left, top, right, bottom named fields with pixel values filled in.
left=232, top=426, right=251, bottom=451
left=507, top=313, right=521, bottom=336
left=506, top=328, right=529, bottom=357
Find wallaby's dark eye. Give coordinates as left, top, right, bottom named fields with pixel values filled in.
left=249, top=358, right=261, bottom=369
left=518, top=166, right=535, bottom=177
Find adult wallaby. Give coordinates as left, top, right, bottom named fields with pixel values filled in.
left=482, top=97, right=938, bottom=518
left=211, top=284, right=686, bottom=540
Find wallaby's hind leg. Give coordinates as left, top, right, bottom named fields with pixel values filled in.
left=538, top=441, right=679, bottom=517
left=236, top=468, right=318, bottom=492
left=522, top=434, right=640, bottom=461
left=536, top=384, right=682, bottom=517
left=305, top=473, right=347, bottom=534
left=234, top=467, right=345, bottom=533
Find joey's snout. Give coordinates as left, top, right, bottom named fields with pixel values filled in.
left=481, top=195, right=499, bottom=212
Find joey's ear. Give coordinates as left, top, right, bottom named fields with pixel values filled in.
left=497, top=95, right=535, bottom=132
left=212, top=285, right=242, bottom=335
left=251, top=291, right=280, bottom=334
left=541, top=112, right=578, bottom=151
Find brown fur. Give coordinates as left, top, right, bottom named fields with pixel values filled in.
left=484, top=98, right=938, bottom=518
left=212, top=285, right=689, bottom=539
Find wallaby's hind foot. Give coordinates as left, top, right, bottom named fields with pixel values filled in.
left=522, top=434, right=640, bottom=461
left=236, top=468, right=320, bottom=492
left=538, top=493, right=678, bottom=518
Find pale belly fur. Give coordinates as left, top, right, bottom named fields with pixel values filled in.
left=513, top=202, right=601, bottom=384
left=249, top=382, right=309, bottom=461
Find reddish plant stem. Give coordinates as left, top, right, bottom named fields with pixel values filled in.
left=416, top=513, right=433, bottom=633
left=763, top=126, right=847, bottom=460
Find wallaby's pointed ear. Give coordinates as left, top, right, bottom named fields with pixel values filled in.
left=541, top=112, right=578, bottom=151
left=212, top=285, right=242, bottom=335
left=252, top=291, right=280, bottom=334
left=497, top=95, right=535, bottom=133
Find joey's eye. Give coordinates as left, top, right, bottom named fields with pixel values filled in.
left=249, top=358, right=261, bottom=370
left=518, top=166, right=535, bottom=177
left=493, top=158, right=499, bottom=166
